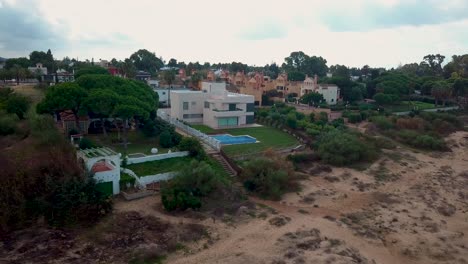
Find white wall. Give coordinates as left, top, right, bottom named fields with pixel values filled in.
left=94, top=170, right=120, bottom=195
left=318, top=85, right=339, bottom=105
left=138, top=172, right=177, bottom=185
left=125, top=151, right=189, bottom=165
left=170, top=91, right=204, bottom=123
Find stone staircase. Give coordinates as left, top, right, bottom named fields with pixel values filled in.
left=211, top=153, right=237, bottom=177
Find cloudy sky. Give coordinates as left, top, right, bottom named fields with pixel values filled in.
left=0, top=0, right=467, bottom=68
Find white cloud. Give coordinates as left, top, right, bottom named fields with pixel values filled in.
left=0, top=0, right=466, bottom=68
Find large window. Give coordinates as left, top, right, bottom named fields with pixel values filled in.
left=218, top=117, right=238, bottom=127
left=183, top=114, right=203, bottom=119
left=246, top=103, right=255, bottom=112
left=183, top=102, right=189, bottom=110
left=246, top=115, right=255, bottom=124
left=204, top=101, right=210, bottom=109
left=228, top=103, right=236, bottom=111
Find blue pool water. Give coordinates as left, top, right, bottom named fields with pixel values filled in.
left=211, top=134, right=257, bottom=145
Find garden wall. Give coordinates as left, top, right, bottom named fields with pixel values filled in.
left=139, top=172, right=177, bottom=185
left=125, top=151, right=189, bottom=165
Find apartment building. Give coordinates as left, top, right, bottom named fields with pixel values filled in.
left=170, top=82, right=255, bottom=129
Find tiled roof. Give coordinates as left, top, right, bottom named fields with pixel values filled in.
left=91, top=161, right=114, bottom=173
left=59, top=110, right=89, bottom=121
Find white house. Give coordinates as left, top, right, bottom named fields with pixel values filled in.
left=170, top=82, right=255, bottom=129
left=301, top=75, right=340, bottom=105
left=154, top=87, right=189, bottom=106
left=77, top=147, right=121, bottom=195
left=28, top=63, right=48, bottom=75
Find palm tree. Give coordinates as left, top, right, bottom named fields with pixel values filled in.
left=431, top=81, right=452, bottom=106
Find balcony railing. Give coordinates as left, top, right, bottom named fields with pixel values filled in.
left=212, top=108, right=243, bottom=112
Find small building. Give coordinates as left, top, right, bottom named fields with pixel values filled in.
left=28, top=63, right=48, bottom=75
left=301, top=75, right=340, bottom=105
left=147, top=79, right=160, bottom=89
left=170, top=82, right=255, bottom=129
left=135, top=70, right=151, bottom=82
left=77, top=147, right=121, bottom=196
left=57, top=110, right=91, bottom=134
left=42, top=69, right=75, bottom=83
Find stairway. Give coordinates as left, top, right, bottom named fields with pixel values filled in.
left=211, top=153, right=237, bottom=177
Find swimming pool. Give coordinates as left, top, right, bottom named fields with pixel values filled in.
left=210, top=134, right=257, bottom=145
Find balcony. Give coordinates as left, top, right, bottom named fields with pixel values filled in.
left=210, top=108, right=245, bottom=117
left=212, top=108, right=243, bottom=112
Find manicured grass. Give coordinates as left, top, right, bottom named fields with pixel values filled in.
left=221, top=127, right=298, bottom=157
left=190, top=124, right=217, bottom=134
left=387, top=101, right=438, bottom=112
left=87, top=130, right=170, bottom=155
left=126, top=156, right=192, bottom=177
left=126, top=156, right=230, bottom=178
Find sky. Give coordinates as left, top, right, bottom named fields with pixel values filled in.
left=0, top=0, right=467, bottom=68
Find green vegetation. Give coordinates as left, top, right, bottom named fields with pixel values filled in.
left=384, top=101, right=439, bottom=112
left=222, top=127, right=298, bottom=157
left=240, top=150, right=299, bottom=200
left=178, top=137, right=207, bottom=160
left=126, top=156, right=192, bottom=177
left=120, top=172, right=136, bottom=190
left=161, top=160, right=229, bottom=211
left=190, top=124, right=216, bottom=134
left=316, top=130, right=378, bottom=166
left=368, top=112, right=463, bottom=151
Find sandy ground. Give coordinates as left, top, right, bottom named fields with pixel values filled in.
left=115, top=131, right=468, bottom=264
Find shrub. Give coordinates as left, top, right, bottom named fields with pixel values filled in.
left=287, top=153, right=318, bottom=164
left=5, top=94, right=30, bottom=120
left=370, top=116, right=394, bottom=130
left=79, top=137, right=99, bottom=149
left=316, top=130, right=377, bottom=166
left=309, top=112, right=315, bottom=122
left=240, top=150, right=298, bottom=200
left=161, top=160, right=226, bottom=211
left=413, top=135, right=446, bottom=150
left=306, top=128, right=321, bottom=137
left=0, top=114, right=17, bottom=135
left=331, top=118, right=345, bottom=128
left=286, top=113, right=297, bottom=129
left=295, top=111, right=306, bottom=120
left=395, top=117, right=424, bottom=130
left=178, top=137, right=206, bottom=160
left=319, top=112, right=328, bottom=122
left=348, top=113, right=362, bottom=123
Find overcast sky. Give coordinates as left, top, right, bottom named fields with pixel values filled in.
left=1, top=0, right=467, bottom=68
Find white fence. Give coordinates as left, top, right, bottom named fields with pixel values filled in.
left=157, top=109, right=221, bottom=151
left=126, top=151, right=189, bottom=165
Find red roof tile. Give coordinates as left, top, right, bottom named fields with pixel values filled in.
left=91, top=161, right=114, bottom=173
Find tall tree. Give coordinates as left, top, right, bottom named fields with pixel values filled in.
left=84, top=89, right=119, bottom=136
left=167, top=58, right=178, bottom=67
left=422, top=54, right=445, bottom=76
left=282, top=51, right=328, bottom=77
left=37, top=83, right=88, bottom=131
left=431, top=81, right=452, bottom=106
left=129, top=49, right=164, bottom=74
left=5, top=57, right=30, bottom=69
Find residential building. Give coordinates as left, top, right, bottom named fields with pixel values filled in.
left=135, top=70, right=151, bottom=82
left=300, top=75, right=340, bottom=105
left=77, top=147, right=121, bottom=195
left=28, top=63, right=48, bottom=75
left=148, top=79, right=160, bottom=88
left=170, top=82, right=255, bottom=129
left=154, top=86, right=188, bottom=106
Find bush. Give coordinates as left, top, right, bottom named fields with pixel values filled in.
left=316, top=130, right=377, bottom=166
left=161, top=160, right=226, bottom=211
left=370, top=116, right=394, bottom=130
left=178, top=137, right=206, bottom=160
left=5, top=94, right=30, bottom=120
left=347, top=113, right=362, bottom=123
left=0, top=114, right=17, bottom=135
left=119, top=173, right=136, bottom=190
left=319, top=112, right=328, bottom=122
left=286, top=112, right=297, bottom=129
left=395, top=117, right=424, bottom=130
left=79, top=137, right=99, bottom=149
left=240, top=150, right=298, bottom=200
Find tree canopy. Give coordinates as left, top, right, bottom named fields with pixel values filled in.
left=129, top=49, right=164, bottom=74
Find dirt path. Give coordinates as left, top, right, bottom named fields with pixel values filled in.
left=164, top=131, right=468, bottom=264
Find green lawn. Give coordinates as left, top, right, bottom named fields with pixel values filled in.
left=221, top=127, right=298, bottom=157
left=190, top=124, right=217, bottom=134
left=387, top=101, right=438, bottom=112
left=126, top=156, right=192, bottom=177
left=126, top=156, right=230, bottom=178
left=87, top=130, right=170, bottom=155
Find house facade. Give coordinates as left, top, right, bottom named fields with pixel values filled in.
left=77, top=147, right=121, bottom=196
left=170, top=82, right=255, bottom=129
left=300, top=75, right=339, bottom=105
left=28, top=63, right=48, bottom=75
